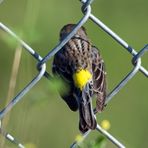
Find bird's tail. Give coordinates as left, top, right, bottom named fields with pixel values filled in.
left=78, top=83, right=97, bottom=133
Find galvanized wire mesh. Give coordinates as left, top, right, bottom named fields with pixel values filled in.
left=0, top=0, right=148, bottom=147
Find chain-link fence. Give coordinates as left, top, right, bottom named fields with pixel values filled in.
left=0, top=0, right=148, bottom=147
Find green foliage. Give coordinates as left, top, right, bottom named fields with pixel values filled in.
left=1, top=30, right=20, bottom=48
left=23, top=28, right=42, bottom=44
left=49, top=76, right=70, bottom=96
left=89, top=137, right=107, bottom=148
left=0, top=0, right=148, bottom=148
left=78, top=136, right=107, bottom=148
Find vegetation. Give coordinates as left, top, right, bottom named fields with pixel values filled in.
left=0, top=0, right=148, bottom=147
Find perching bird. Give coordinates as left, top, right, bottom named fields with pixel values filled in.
left=52, top=24, right=106, bottom=133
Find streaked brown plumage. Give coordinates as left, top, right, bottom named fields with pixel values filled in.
left=52, top=24, right=106, bottom=133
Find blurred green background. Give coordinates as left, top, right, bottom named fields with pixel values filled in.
left=0, top=0, right=148, bottom=147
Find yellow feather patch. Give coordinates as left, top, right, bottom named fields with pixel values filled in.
left=73, top=69, right=92, bottom=90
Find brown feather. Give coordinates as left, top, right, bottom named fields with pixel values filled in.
left=91, top=46, right=106, bottom=112
left=52, top=24, right=107, bottom=133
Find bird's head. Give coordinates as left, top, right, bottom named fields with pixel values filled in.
left=59, top=24, right=87, bottom=41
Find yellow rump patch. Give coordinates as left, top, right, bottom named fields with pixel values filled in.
left=73, top=69, right=92, bottom=90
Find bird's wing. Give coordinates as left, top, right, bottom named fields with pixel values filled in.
left=52, top=51, right=78, bottom=111
left=91, top=46, right=107, bottom=112
left=52, top=50, right=73, bottom=82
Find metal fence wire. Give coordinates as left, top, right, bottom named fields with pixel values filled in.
left=0, top=0, right=148, bottom=147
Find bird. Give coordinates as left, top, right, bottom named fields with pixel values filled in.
left=52, top=24, right=106, bottom=133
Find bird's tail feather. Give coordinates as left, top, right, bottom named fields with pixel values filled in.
left=79, top=84, right=97, bottom=133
